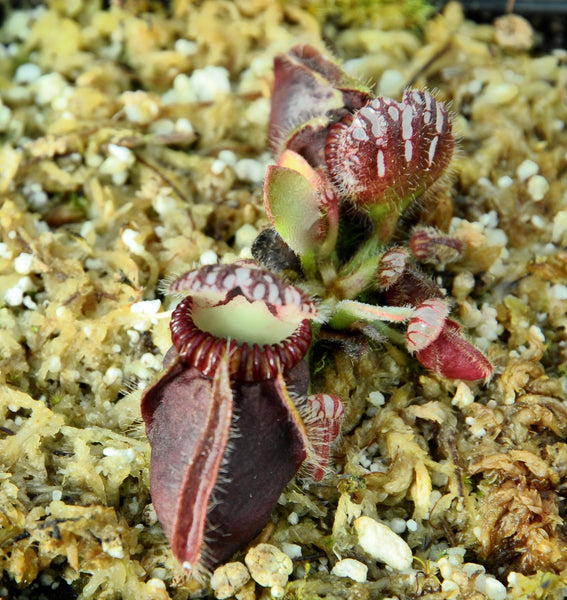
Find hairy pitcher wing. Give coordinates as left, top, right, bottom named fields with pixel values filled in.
left=141, top=354, right=233, bottom=570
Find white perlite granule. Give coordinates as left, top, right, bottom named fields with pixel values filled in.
left=331, top=558, right=368, bottom=583
left=354, top=516, right=413, bottom=571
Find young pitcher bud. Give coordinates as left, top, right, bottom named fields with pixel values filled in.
left=325, top=90, right=454, bottom=214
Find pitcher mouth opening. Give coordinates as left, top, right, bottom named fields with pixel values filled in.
left=168, top=263, right=317, bottom=381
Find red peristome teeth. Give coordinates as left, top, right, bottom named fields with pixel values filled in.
left=325, top=90, right=454, bottom=206
left=171, top=263, right=318, bottom=319
left=170, top=296, right=313, bottom=382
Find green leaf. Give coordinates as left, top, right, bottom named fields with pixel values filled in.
left=263, top=164, right=322, bottom=255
